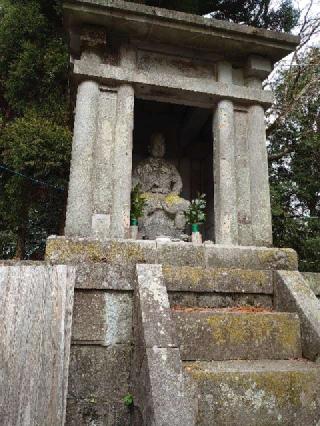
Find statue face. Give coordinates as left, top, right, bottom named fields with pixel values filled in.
left=150, top=133, right=166, bottom=158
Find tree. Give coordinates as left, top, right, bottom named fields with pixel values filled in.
left=268, top=47, right=320, bottom=271
left=0, top=0, right=71, bottom=258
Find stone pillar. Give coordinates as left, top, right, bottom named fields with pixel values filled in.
left=110, top=45, right=136, bottom=239
left=213, top=62, right=238, bottom=245
left=92, top=88, right=118, bottom=239
left=65, top=80, right=99, bottom=237
left=110, top=84, right=135, bottom=238
left=246, top=56, right=273, bottom=246
left=234, top=108, right=253, bottom=245
left=65, top=26, right=106, bottom=237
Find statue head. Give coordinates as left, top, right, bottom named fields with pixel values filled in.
left=149, top=133, right=166, bottom=158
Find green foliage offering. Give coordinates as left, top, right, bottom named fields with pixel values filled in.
left=123, top=393, right=134, bottom=407
left=184, top=193, right=206, bottom=226
left=130, top=184, right=147, bottom=220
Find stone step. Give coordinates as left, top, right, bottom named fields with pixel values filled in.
left=184, top=359, right=320, bottom=426
left=163, top=266, right=274, bottom=294
left=173, top=310, right=302, bottom=361
left=165, top=266, right=274, bottom=309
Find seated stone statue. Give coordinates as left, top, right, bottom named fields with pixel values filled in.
left=132, top=133, right=190, bottom=239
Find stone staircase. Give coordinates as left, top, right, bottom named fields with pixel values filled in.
left=167, top=267, right=320, bottom=426
left=46, top=237, right=320, bottom=425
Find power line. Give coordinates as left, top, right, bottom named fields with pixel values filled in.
left=0, top=164, right=66, bottom=193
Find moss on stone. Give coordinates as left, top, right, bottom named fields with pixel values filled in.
left=45, top=238, right=154, bottom=264
left=186, top=363, right=319, bottom=409
left=257, top=248, right=298, bottom=270
left=164, top=193, right=182, bottom=206
left=205, top=313, right=299, bottom=350
left=46, top=238, right=104, bottom=263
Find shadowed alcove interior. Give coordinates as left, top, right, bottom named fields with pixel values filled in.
left=133, top=98, right=214, bottom=239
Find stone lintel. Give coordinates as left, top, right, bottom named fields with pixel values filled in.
left=73, top=60, right=274, bottom=108
left=63, top=0, right=299, bottom=64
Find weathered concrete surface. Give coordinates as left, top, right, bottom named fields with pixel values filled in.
left=46, top=236, right=298, bottom=271
left=68, top=345, right=131, bottom=411
left=205, top=244, right=298, bottom=270
left=0, top=265, right=75, bottom=426
left=156, top=241, right=205, bottom=267
left=274, top=270, right=320, bottom=361
left=246, top=55, right=273, bottom=79
left=72, top=291, right=132, bottom=345
left=185, top=359, right=320, bottom=426
left=66, top=398, right=130, bottom=426
left=303, top=272, right=320, bottom=297
left=74, top=262, right=134, bottom=290
left=169, top=292, right=273, bottom=309
left=74, top=59, right=274, bottom=110
left=65, top=80, right=99, bottom=237
left=133, top=264, right=195, bottom=425
left=135, top=264, right=176, bottom=348
left=64, top=0, right=299, bottom=63
left=174, top=311, right=302, bottom=361
left=163, top=266, right=273, bottom=294
left=46, top=236, right=157, bottom=266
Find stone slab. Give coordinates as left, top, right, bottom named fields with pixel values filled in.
left=68, top=345, right=131, bottom=402
left=66, top=399, right=130, bottom=426
left=156, top=242, right=206, bottom=268
left=0, top=265, right=75, bottom=426
left=46, top=237, right=298, bottom=271
left=173, top=311, right=302, bottom=361
left=143, top=347, right=195, bottom=426
left=75, top=262, right=133, bottom=290
left=72, top=291, right=133, bottom=345
left=135, top=264, right=177, bottom=348
left=46, top=236, right=157, bottom=265
left=163, top=266, right=273, bottom=294
left=274, top=271, right=320, bottom=361
left=133, top=264, right=195, bottom=425
left=185, top=359, right=320, bottom=426
left=205, top=245, right=298, bottom=270
left=64, top=0, right=299, bottom=63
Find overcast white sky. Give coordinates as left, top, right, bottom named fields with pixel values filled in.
left=275, top=0, right=320, bottom=45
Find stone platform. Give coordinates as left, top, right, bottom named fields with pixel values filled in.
left=42, top=236, right=320, bottom=425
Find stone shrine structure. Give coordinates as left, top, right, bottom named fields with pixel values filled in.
left=63, top=0, right=299, bottom=246
left=4, top=2, right=320, bottom=426
left=132, top=133, right=190, bottom=239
